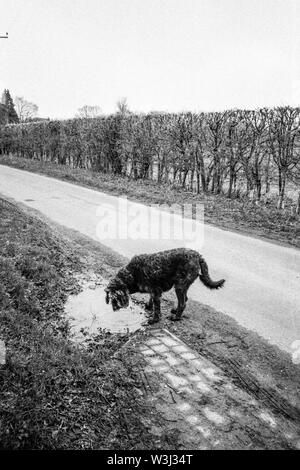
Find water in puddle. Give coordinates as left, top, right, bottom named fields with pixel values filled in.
left=65, top=285, right=147, bottom=340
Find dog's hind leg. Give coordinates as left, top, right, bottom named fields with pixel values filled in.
left=148, top=292, right=161, bottom=324
left=170, top=287, right=187, bottom=321
left=170, top=271, right=198, bottom=320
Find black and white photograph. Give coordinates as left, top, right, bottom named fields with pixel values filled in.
left=0, top=0, right=299, bottom=454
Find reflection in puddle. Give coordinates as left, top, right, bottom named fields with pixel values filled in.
left=65, top=285, right=147, bottom=340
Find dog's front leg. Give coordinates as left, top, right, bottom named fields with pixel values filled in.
left=145, top=293, right=154, bottom=311
left=148, top=293, right=161, bottom=324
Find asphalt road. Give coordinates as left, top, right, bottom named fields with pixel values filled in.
left=1, top=164, right=299, bottom=353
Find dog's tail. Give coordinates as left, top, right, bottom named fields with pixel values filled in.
left=198, top=255, right=225, bottom=290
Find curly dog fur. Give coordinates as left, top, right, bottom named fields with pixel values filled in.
left=105, top=248, right=225, bottom=324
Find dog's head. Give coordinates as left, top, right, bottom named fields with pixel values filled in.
left=105, top=284, right=130, bottom=311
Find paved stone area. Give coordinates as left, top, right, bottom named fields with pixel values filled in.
left=138, top=329, right=300, bottom=449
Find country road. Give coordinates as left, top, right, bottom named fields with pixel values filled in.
left=1, top=164, right=300, bottom=353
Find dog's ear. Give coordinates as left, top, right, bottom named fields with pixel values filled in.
left=105, top=288, right=110, bottom=304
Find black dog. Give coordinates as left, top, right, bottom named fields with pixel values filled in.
left=105, top=248, right=225, bottom=324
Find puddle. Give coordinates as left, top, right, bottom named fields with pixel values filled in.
left=65, top=284, right=147, bottom=340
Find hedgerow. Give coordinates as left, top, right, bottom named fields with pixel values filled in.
left=1, top=108, right=300, bottom=208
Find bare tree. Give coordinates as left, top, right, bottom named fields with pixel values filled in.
left=15, top=96, right=38, bottom=122
left=225, top=110, right=245, bottom=198
left=116, top=97, right=130, bottom=116
left=167, top=113, right=194, bottom=188
left=268, top=107, right=300, bottom=208
left=239, top=109, right=269, bottom=200
left=76, top=105, right=102, bottom=119
left=205, top=111, right=229, bottom=194
left=192, top=113, right=208, bottom=193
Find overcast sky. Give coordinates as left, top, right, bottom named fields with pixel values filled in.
left=0, top=0, right=299, bottom=119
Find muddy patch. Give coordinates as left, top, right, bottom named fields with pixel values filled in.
left=65, top=275, right=147, bottom=340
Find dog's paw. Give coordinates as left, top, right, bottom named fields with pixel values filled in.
left=168, top=314, right=181, bottom=322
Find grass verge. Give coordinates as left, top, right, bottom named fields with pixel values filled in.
left=0, top=154, right=299, bottom=249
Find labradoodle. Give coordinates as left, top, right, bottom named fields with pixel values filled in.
left=105, top=248, right=225, bottom=324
